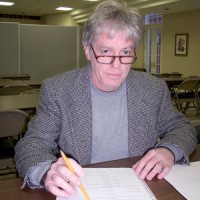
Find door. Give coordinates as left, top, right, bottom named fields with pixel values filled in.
left=144, top=24, right=162, bottom=74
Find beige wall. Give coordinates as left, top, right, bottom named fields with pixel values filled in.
left=0, top=17, right=41, bottom=24
left=162, top=9, right=200, bottom=76
left=41, top=13, right=77, bottom=26
left=0, top=12, right=76, bottom=26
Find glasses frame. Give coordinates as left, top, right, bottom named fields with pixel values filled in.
left=90, top=45, right=137, bottom=65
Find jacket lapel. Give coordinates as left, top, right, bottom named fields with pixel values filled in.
left=68, top=67, right=93, bottom=166
left=127, top=72, right=153, bottom=156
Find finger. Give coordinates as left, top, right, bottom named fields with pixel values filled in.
left=54, top=164, right=81, bottom=186
left=69, top=158, right=84, bottom=178
left=137, top=161, right=156, bottom=180
left=46, top=182, right=74, bottom=198
left=44, top=174, right=76, bottom=198
left=59, top=157, right=84, bottom=178
left=132, top=161, right=139, bottom=169
left=56, top=157, right=84, bottom=185
left=133, top=150, right=156, bottom=176
left=146, top=162, right=163, bottom=180
left=133, top=159, right=148, bottom=176
left=157, top=164, right=171, bottom=179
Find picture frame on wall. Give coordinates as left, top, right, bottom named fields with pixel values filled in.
left=175, top=33, right=188, bottom=55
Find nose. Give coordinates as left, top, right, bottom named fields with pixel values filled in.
left=111, top=56, right=121, bottom=69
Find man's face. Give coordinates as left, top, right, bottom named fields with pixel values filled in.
left=84, top=32, right=135, bottom=92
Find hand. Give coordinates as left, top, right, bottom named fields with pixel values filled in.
left=132, top=147, right=175, bottom=180
left=44, top=157, right=84, bottom=198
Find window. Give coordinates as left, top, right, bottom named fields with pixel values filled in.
left=144, top=14, right=163, bottom=25
left=144, top=14, right=162, bottom=74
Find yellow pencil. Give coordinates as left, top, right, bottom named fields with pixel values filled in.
left=60, top=150, right=90, bottom=200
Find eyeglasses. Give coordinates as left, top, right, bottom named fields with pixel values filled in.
left=90, top=45, right=137, bottom=65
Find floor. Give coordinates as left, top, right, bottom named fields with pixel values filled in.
left=0, top=108, right=199, bottom=182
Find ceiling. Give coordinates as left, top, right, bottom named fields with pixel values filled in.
left=0, top=0, right=200, bottom=25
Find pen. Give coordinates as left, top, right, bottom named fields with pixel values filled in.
left=60, top=150, right=90, bottom=200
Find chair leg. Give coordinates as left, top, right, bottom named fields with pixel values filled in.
left=15, top=169, right=19, bottom=178
left=184, top=102, right=191, bottom=113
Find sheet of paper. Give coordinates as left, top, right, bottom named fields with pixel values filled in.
left=57, top=168, right=156, bottom=200
left=165, top=161, right=200, bottom=200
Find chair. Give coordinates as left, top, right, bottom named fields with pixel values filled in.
left=0, top=109, right=30, bottom=177
left=160, top=73, right=172, bottom=77
left=191, top=120, right=200, bottom=144
left=0, top=78, right=11, bottom=82
left=0, top=85, right=32, bottom=95
left=20, top=88, right=40, bottom=95
left=20, top=89, right=40, bottom=117
left=197, top=84, right=200, bottom=116
left=171, top=72, right=183, bottom=78
left=173, top=79, right=199, bottom=116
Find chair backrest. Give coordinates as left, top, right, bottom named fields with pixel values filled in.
left=178, top=79, right=199, bottom=91
left=0, top=78, right=11, bottom=82
left=20, top=88, right=40, bottom=95
left=191, top=120, right=200, bottom=144
left=0, top=109, right=30, bottom=138
left=0, top=85, right=32, bottom=95
left=197, top=84, right=200, bottom=99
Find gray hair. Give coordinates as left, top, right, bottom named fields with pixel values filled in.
left=82, top=0, right=144, bottom=48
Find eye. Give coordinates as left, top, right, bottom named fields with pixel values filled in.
left=122, top=50, right=131, bottom=55
left=101, top=49, right=110, bottom=55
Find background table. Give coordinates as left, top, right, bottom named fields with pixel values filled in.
left=0, top=80, right=42, bottom=89
left=0, top=94, right=39, bottom=111
left=0, top=145, right=199, bottom=200
left=0, top=74, right=31, bottom=80
left=160, top=76, right=200, bottom=90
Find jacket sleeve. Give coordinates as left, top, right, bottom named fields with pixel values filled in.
left=156, top=81, right=198, bottom=162
left=14, top=80, right=61, bottom=184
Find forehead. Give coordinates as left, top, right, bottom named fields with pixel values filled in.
left=96, top=24, right=130, bottom=39
left=94, top=31, right=134, bottom=48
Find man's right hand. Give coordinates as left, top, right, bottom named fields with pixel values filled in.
left=44, top=157, right=84, bottom=198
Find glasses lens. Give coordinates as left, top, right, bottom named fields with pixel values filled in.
left=97, top=56, right=114, bottom=64
left=121, top=56, right=135, bottom=64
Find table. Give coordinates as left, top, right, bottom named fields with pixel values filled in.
left=0, top=74, right=31, bottom=80
left=0, top=80, right=42, bottom=89
left=160, top=76, right=200, bottom=90
left=0, top=145, right=199, bottom=200
left=0, top=94, right=39, bottom=111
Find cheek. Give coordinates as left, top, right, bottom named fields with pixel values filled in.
left=122, top=67, right=131, bottom=78
left=93, top=64, right=103, bottom=78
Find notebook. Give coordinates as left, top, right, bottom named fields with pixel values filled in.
left=57, top=168, right=157, bottom=200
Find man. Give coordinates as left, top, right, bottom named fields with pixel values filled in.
left=15, top=0, right=197, bottom=198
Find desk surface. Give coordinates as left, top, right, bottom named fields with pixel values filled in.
left=0, top=145, right=199, bottom=200
left=0, top=94, right=39, bottom=110
left=0, top=80, right=42, bottom=88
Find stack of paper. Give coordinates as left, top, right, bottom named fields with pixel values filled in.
left=57, top=168, right=157, bottom=200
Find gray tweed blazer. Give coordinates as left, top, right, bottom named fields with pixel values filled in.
left=15, top=66, right=197, bottom=179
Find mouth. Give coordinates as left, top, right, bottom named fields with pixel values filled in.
left=107, top=72, right=121, bottom=77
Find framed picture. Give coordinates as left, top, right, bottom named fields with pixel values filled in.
left=175, top=34, right=188, bottom=55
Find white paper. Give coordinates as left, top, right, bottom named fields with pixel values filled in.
left=165, top=161, right=200, bottom=200
left=57, top=168, right=156, bottom=200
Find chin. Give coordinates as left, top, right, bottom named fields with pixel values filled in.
left=106, top=84, right=121, bottom=91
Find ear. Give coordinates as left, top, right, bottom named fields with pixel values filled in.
left=84, top=45, right=91, bottom=61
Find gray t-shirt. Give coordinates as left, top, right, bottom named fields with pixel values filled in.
left=90, top=80, right=129, bottom=164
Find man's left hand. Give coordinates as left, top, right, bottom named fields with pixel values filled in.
left=132, top=147, right=175, bottom=180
